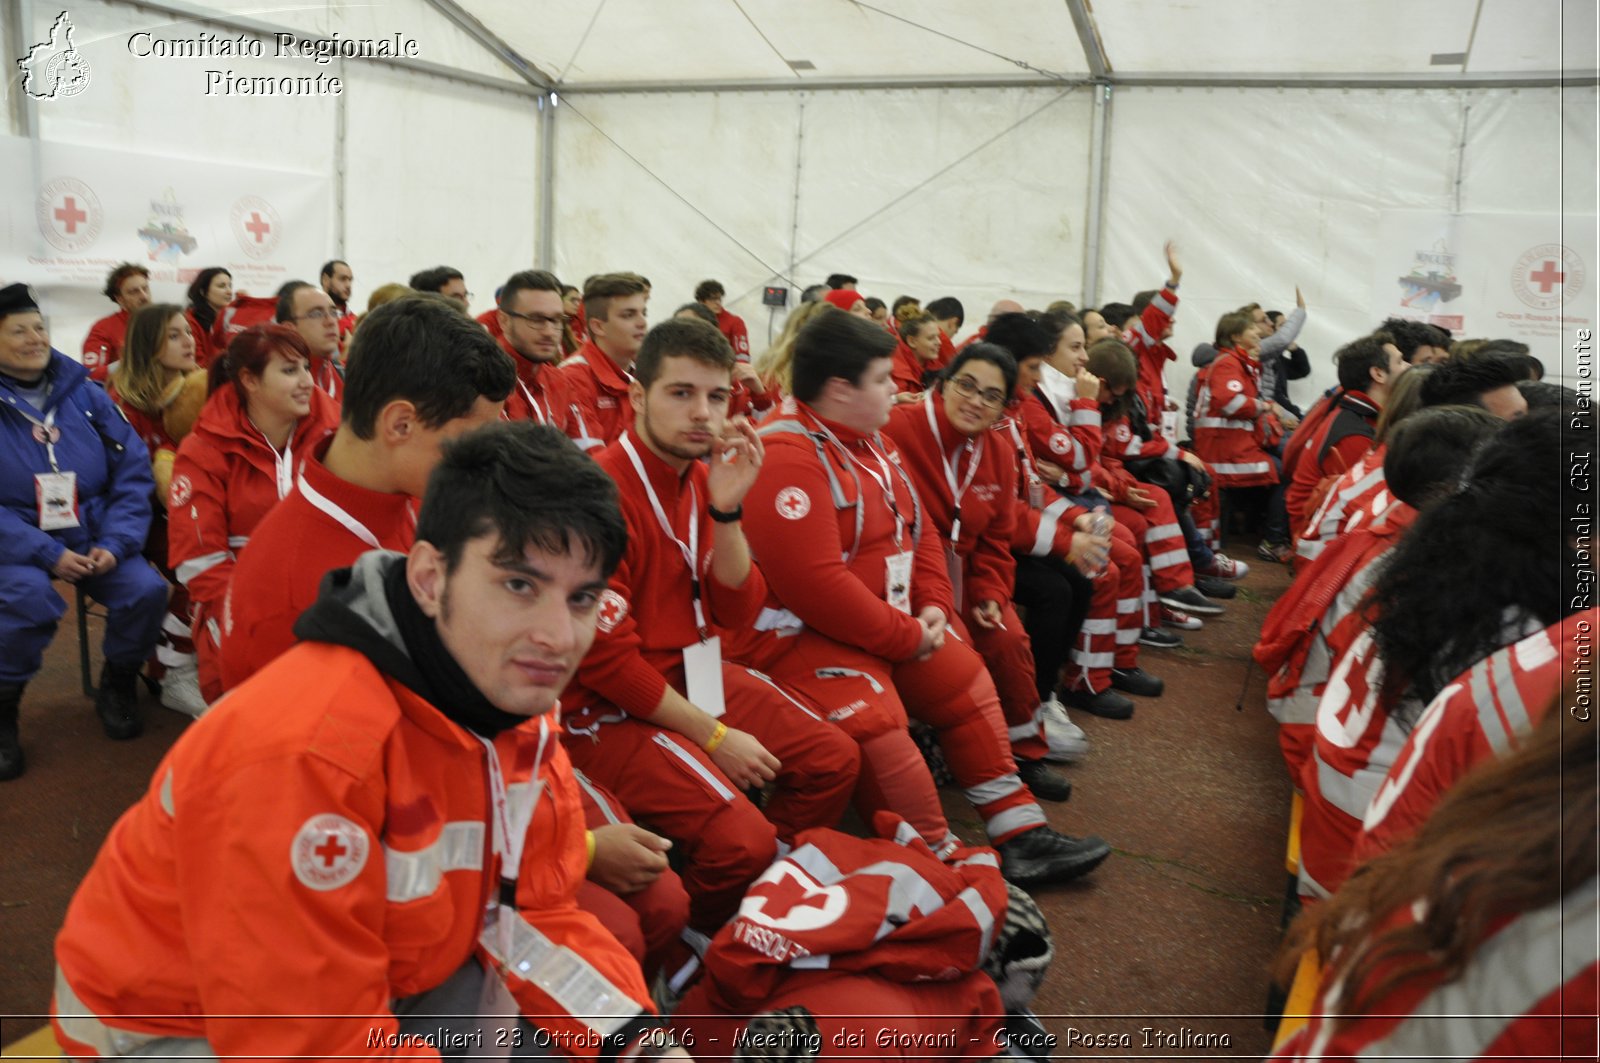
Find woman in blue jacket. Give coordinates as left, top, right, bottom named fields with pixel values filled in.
left=0, top=283, right=168, bottom=780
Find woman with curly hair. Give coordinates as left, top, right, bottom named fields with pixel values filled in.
left=1274, top=697, right=1596, bottom=1059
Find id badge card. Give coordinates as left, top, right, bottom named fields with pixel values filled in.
left=1028, top=480, right=1045, bottom=510
left=885, top=551, right=913, bottom=614
left=476, top=910, right=521, bottom=1060
left=36, top=471, right=80, bottom=530
left=683, top=636, right=727, bottom=718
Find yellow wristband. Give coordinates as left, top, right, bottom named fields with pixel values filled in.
left=585, top=829, right=596, bottom=870
left=703, top=721, right=729, bottom=754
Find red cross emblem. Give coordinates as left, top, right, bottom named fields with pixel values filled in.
left=54, top=197, right=87, bottom=233
left=244, top=211, right=271, bottom=243
left=292, top=813, right=368, bottom=890
left=737, top=862, right=848, bottom=931
left=775, top=486, right=810, bottom=520
left=596, top=589, right=627, bottom=633
left=1530, top=260, right=1565, bottom=293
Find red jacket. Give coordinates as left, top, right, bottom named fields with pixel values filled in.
left=562, top=428, right=768, bottom=725
left=167, top=385, right=340, bottom=616
left=207, top=295, right=277, bottom=356
left=557, top=340, right=632, bottom=452
left=716, top=309, right=750, bottom=360
left=994, top=417, right=1089, bottom=558
left=219, top=439, right=417, bottom=690
left=883, top=395, right=1016, bottom=609
left=54, top=637, right=653, bottom=1060
left=698, top=818, right=1007, bottom=1014
left=1272, top=888, right=1598, bottom=1061
left=185, top=309, right=214, bottom=369
left=81, top=310, right=129, bottom=382
left=1355, top=611, right=1585, bottom=861
left=741, top=401, right=954, bottom=663
left=105, top=376, right=179, bottom=459
left=1282, top=390, right=1379, bottom=524
left=1257, top=503, right=1415, bottom=781
left=1017, top=388, right=1103, bottom=496
left=475, top=308, right=570, bottom=428
left=890, top=340, right=931, bottom=396
left=1123, top=284, right=1179, bottom=419
left=1294, top=444, right=1387, bottom=567
left=1192, top=348, right=1279, bottom=488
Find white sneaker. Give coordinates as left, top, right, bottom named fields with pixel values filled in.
left=159, top=661, right=209, bottom=719
left=1040, top=698, right=1089, bottom=763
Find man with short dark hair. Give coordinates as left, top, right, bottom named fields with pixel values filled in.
left=733, top=311, right=1111, bottom=887
left=410, top=265, right=469, bottom=312
left=219, top=296, right=513, bottom=689
left=81, top=263, right=151, bottom=381
left=693, top=279, right=750, bottom=361
left=824, top=273, right=858, bottom=291
left=319, top=258, right=356, bottom=340
left=55, top=422, right=680, bottom=1060
left=1281, top=332, right=1407, bottom=524
left=563, top=318, right=859, bottom=944
left=1419, top=352, right=1529, bottom=420
left=559, top=273, right=649, bottom=451
left=484, top=270, right=575, bottom=431
left=275, top=280, right=343, bottom=399
left=1379, top=317, right=1452, bottom=366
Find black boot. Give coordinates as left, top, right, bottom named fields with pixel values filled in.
left=0, top=683, right=24, bottom=781
left=95, top=661, right=144, bottom=740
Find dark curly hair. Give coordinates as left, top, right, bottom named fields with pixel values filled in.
left=1366, top=408, right=1581, bottom=710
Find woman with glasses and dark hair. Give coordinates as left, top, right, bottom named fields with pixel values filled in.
left=884, top=343, right=1080, bottom=802
left=167, top=325, right=340, bottom=703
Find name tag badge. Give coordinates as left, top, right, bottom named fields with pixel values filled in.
left=885, top=551, right=913, bottom=614
left=36, top=471, right=80, bottom=530
left=683, top=636, right=727, bottom=718
left=474, top=915, right=520, bottom=1061
left=942, top=542, right=964, bottom=614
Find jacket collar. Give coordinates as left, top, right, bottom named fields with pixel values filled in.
left=577, top=339, right=632, bottom=393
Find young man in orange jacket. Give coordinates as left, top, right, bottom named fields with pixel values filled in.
left=54, top=423, right=690, bottom=1061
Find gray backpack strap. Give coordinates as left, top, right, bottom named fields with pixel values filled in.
left=758, top=419, right=865, bottom=564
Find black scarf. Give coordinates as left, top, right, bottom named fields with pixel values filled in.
left=380, top=560, right=527, bottom=739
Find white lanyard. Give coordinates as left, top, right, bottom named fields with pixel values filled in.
left=1006, top=419, right=1045, bottom=509
left=250, top=419, right=295, bottom=499
left=474, top=717, right=550, bottom=884
left=297, top=468, right=381, bottom=549
left=620, top=434, right=708, bottom=636
left=6, top=387, right=64, bottom=471
left=812, top=417, right=908, bottom=548
left=923, top=393, right=981, bottom=543
left=516, top=378, right=549, bottom=426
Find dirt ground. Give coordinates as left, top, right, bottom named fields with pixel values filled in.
left=2, top=552, right=1294, bottom=1059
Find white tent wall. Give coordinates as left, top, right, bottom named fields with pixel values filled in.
left=4, top=0, right=539, bottom=347
left=1097, top=84, right=1598, bottom=415
left=556, top=86, right=1094, bottom=350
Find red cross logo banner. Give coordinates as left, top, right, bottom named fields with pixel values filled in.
left=1511, top=243, right=1585, bottom=311
left=737, top=861, right=849, bottom=933
left=291, top=813, right=370, bottom=891
left=35, top=176, right=103, bottom=252
left=775, top=486, right=811, bottom=520
left=231, top=195, right=282, bottom=260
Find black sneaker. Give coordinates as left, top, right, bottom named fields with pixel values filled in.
left=1016, top=759, right=1071, bottom=802
left=1060, top=686, right=1135, bottom=720
left=1195, top=575, right=1236, bottom=600
left=94, top=661, right=143, bottom=741
left=997, top=827, right=1111, bottom=886
left=1139, top=625, right=1183, bottom=648
left=1158, top=585, right=1224, bottom=616
left=1111, top=666, right=1165, bottom=697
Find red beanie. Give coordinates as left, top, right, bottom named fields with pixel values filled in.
left=822, top=289, right=865, bottom=313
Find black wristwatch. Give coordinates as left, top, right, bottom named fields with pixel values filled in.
left=707, top=504, right=743, bottom=523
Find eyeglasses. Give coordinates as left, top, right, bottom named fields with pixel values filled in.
left=503, top=309, right=565, bottom=330
left=949, top=374, right=1007, bottom=410
left=294, top=309, right=334, bottom=322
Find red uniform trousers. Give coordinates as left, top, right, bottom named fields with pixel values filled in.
left=1110, top=490, right=1194, bottom=593
left=570, top=770, right=690, bottom=976
left=961, top=607, right=1049, bottom=762
left=673, top=969, right=1005, bottom=1061
left=1065, top=528, right=1144, bottom=693
left=734, top=629, right=1047, bottom=851
left=562, top=662, right=859, bottom=933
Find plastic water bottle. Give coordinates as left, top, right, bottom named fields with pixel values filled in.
left=1083, top=508, right=1114, bottom=578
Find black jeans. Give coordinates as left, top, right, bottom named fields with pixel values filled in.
left=1012, top=553, right=1091, bottom=699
